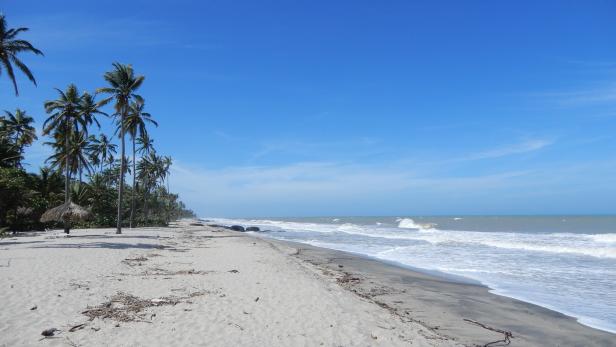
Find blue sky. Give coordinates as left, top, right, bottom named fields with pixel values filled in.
left=1, top=1, right=616, bottom=217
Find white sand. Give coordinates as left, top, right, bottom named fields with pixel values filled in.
left=0, top=222, right=457, bottom=347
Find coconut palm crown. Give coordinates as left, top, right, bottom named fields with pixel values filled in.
left=0, top=14, right=43, bottom=96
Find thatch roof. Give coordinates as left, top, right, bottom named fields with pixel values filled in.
left=40, top=202, right=92, bottom=223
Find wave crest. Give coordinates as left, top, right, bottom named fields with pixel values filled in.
left=397, top=218, right=436, bottom=231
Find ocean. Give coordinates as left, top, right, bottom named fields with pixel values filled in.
left=206, top=215, right=616, bottom=333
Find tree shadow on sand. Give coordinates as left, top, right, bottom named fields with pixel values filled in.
left=0, top=240, right=46, bottom=246
left=28, top=242, right=169, bottom=250
left=58, top=234, right=168, bottom=240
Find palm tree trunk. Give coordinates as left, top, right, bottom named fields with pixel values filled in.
left=116, top=109, right=126, bottom=234
left=130, top=136, right=136, bottom=228
left=143, top=188, right=149, bottom=224
left=64, top=122, right=71, bottom=234
left=165, top=177, right=170, bottom=224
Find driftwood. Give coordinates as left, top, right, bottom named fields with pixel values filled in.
left=82, top=292, right=181, bottom=322
left=82, top=291, right=208, bottom=323
left=463, top=319, right=513, bottom=346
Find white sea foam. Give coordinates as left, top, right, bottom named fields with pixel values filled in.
left=590, top=234, right=616, bottom=244
left=397, top=218, right=436, bottom=231
left=211, top=217, right=616, bottom=259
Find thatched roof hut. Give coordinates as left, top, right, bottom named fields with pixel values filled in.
left=40, top=202, right=92, bottom=223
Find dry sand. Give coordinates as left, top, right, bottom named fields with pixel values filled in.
left=0, top=222, right=457, bottom=347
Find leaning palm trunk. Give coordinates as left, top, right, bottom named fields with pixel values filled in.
left=116, top=109, right=126, bottom=234
left=130, top=137, right=136, bottom=228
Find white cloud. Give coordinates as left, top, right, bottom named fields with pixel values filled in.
left=465, top=139, right=554, bottom=160
left=169, top=160, right=536, bottom=217
left=538, top=84, right=616, bottom=106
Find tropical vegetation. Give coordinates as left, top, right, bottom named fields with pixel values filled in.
left=0, top=14, right=195, bottom=234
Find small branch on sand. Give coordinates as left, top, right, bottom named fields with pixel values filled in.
left=122, top=256, right=149, bottom=266
left=142, top=267, right=211, bottom=276
left=463, top=319, right=513, bottom=346
left=337, top=273, right=361, bottom=285
left=229, top=322, right=244, bottom=331
left=68, top=323, right=86, bottom=332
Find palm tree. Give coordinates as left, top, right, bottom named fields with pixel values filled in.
left=123, top=100, right=157, bottom=228
left=0, top=123, right=21, bottom=167
left=161, top=156, right=172, bottom=222
left=137, top=152, right=161, bottom=223
left=0, top=14, right=43, bottom=96
left=78, top=92, right=106, bottom=180
left=137, top=132, right=154, bottom=155
left=34, top=167, right=64, bottom=209
left=162, top=156, right=172, bottom=193
left=45, top=131, right=94, bottom=184
left=89, top=134, right=117, bottom=172
left=97, top=63, right=145, bottom=234
left=0, top=109, right=37, bottom=167
left=43, top=84, right=100, bottom=233
left=80, top=92, right=107, bottom=129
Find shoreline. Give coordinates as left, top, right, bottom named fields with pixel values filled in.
left=206, top=216, right=616, bottom=335
left=247, top=233, right=616, bottom=346
left=263, top=236, right=616, bottom=335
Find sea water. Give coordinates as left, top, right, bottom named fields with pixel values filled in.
left=206, top=215, right=616, bottom=333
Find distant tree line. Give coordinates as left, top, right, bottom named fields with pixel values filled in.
left=0, top=14, right=195, bottom=234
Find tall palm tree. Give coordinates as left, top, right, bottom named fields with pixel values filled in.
left=43, top=84, right=100, bottom=233
left=0, top=14, right=43, bottom=96
left=97, top=63, right=145, bottom=234
left=89, top=134, right=117, bottom=172
left=0, top=109, right=37, bottom=167
left=123, top=100, right=157, bottom=228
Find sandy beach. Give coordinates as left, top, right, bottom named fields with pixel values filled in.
left=1, top=221, right=614, bottom=347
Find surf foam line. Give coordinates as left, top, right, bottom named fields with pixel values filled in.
left=206, top=217, right=616, bottom=259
